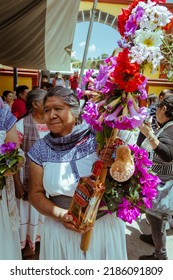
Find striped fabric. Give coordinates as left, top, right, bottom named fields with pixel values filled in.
left=0, top=0, right=80, bottom=70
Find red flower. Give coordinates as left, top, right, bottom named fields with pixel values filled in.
left=118, top=8, right=131, bottom=36
left=110, top=49, right=146, bottom=92
left=163, top=17, right=173, bottom=31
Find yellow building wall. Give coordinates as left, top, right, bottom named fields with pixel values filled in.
left=0, top=76, right=32, bottom=95
left=148, top=85, right=173, bottom=96
left=80, top=2, right=127, bottom=17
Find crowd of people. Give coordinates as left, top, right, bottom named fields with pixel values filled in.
left=0, top=83, right=173, bottom=260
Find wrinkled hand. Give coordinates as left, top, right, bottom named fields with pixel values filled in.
left=139, top=122, right=154, bottom=138
left=58, top=210, right=93, bottom=233
left=63, top=221, right=93, bottom=233
left=99, top=143, right=115, bottom=167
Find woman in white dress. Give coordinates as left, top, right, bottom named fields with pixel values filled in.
left=0, top=102, right=22, bottom=260
left=28, top=86, right=127, bottom=260
left=14, top=88, right=49, bottom=258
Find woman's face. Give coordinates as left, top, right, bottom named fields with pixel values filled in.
left=4, top=92, right=14, bottom=105
left=44, top=96, right=76, bottom=137
left=156, top=105, right=166, bottom=124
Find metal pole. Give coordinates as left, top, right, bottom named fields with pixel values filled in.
left=79, top=0, right=98, bottom=87
left=13, top=67, right=18, bottom=91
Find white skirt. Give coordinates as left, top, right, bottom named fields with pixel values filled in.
left=39, top=214, right=127, bottom=260
left=17, top=199, right=45, bottom=251
left=0, top=188, right=22, bottom=260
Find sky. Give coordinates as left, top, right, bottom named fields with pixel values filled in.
left=72, top=0, right=173, bottom=61
left=72, top=22, right=121, bottom=61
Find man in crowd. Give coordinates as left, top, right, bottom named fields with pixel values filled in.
left=68, top=69, right=79, bottom=93
left=12, top=85, right=29, bottom=119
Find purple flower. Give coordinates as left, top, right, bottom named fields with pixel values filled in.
left=117, top=198, right=140, bottom=224
left=94, top=64, right=109, bottom=90
left=111, top=104, right=148, bottom=130
left=104, top=55, right=117, bottom=67
left=104, top=104, right=123, bottom=128
left=82, top=101, right=105, bottom=131
left=76, top=87, right=83, bottom=99
left=0, top=142, right=16, bottom=154
left=82, top=101, right=99, bottom=123
left=125, top=14, right=138, bottom=35
left=124, top=6, right=144, bottom=36
left=82, top=69, right=95, bottom=86
left=137, top=77, right=148, bottom=99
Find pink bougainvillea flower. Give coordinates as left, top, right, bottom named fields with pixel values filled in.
left=117, top=198, right=140, bottom=223
left=140, top=184, right=158, bottom=201
left=140, top=173, right=161, bottom=187
left=142, top=197, right=153, bottom=209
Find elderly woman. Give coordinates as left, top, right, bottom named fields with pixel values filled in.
left=14, top=88, right=49, bottom=258
left=28, top=86, right=127, bottom=260
left=139, top=94, right=173, bottom=260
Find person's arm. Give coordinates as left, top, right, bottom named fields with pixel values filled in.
left=68, top=77, right=71, bottom=88
left=28, top=161, right=73, bottom=222
left=154, top=132, right=173, bottom=162
left=4, top=125, right=25, bottom=198
left=61, top=78, right=65, bottom=87
left=140, top=123, right=173, bottom=161
left=139, top=122, right=159, bottom=149
left=52, top=78, right=56, bottom=87
left=5, top=124, right=20, bottom=148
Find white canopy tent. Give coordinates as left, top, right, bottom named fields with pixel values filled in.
left=0, top=0, right=80, bottom=71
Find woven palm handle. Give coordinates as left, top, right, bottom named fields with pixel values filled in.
left=80, top=129, right=118, bottom=252
left=80, top=166, right=108, bottom=252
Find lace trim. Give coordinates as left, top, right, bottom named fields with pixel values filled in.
left=5, top=176, right=20, bottom=232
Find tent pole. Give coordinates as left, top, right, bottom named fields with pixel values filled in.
left=79, top=0, right=98, bottom=87
left=13, top=67, right=18, bottom=91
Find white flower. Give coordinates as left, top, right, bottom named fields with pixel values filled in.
left=132, top=0, right=173, bottom=30
left=134, top=29, right=164, bottom=47
left=130, top=44, right=163, bottom=71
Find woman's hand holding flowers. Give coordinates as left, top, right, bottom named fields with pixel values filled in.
left=139, top=122, right=154, bottom=138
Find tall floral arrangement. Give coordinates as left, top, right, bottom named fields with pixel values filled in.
left=76, top=0, right=172, bottom=225
left=77, top=0, right=172, bottom=148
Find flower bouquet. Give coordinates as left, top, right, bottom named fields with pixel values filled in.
left=0, top=142, right=24, bottom=199
left=72, top=0, right=172, bottom=251
left=101, top=142, right=161, bottom=224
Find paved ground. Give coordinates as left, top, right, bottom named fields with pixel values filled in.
left=126, top=214, right=173, bottom=260
left=24, top=214, right=173, bottom=260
